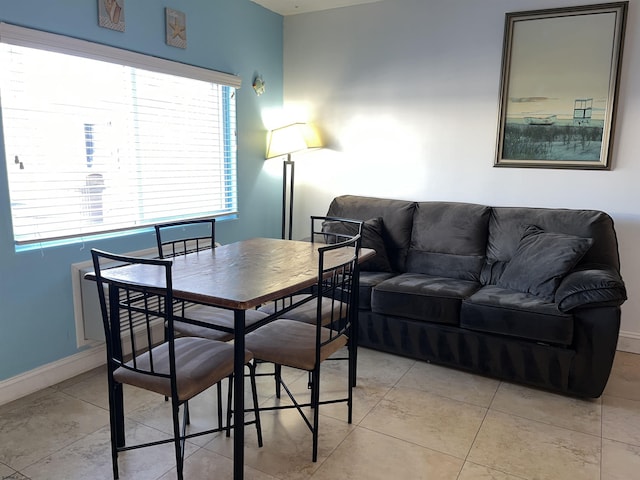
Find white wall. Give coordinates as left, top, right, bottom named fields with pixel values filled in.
left=283, top=0, right=640, bottom=352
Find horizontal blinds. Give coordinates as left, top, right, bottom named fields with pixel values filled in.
left=0, top=24, right=239, bottom=245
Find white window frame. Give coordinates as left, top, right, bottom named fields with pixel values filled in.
left=0, top=23, right=241, bottom=247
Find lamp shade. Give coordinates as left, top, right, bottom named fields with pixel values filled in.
left=266, top=123, right=322, bottom=159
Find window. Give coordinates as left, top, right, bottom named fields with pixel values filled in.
left=0, top=23, right=240, bottom=246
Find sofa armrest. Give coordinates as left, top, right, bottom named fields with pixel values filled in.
left=555, top=267, right=627, bottom=312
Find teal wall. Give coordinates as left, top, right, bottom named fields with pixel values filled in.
left=0, top=0, right=283, bottom=380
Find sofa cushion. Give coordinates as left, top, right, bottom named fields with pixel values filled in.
left=371, top=273, right=480, bottom=325
left=323, top=217, right=393, bottom=272
left=326, top=195, right=416, bottom=272
left=406, top=202, right=490, bottom=281
left=461, top=285, right=574, bottom=346
left=486, top=206, right=620, bottom=270
left=497, top=225, right=593, bottom=301
left=359, top=271, right=396, bottom=310
left=555, top=268, right=627, bottom=312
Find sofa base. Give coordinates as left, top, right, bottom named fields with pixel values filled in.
left=357, top=310, right=616, bottom=398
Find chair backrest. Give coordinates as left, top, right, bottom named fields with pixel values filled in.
left=154, top=219, right=216, bottom=258
left=310, top=215, right=363, bottom=245
left=91, top=248, right=176, bottom=380
left=315, top=234, right=362, bottom=348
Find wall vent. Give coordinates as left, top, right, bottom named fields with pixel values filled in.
left=71, top=247, right=157, bottom=348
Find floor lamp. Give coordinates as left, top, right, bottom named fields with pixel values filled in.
left=266, top=123, right=321, bottom=240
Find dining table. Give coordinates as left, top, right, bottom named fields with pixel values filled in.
left=91, top=236, right=373, bottom=480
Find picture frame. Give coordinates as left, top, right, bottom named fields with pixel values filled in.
left=495, top=2, right=628, bottom=169
left=165, top=8, right=187, bottom=49
left=98, top=0, right=125, bottom=32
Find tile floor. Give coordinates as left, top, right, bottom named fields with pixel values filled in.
left=1, top=347, right=639, bottom=480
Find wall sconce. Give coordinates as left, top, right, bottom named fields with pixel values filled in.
left=253, top=75, right=265, bottom=96
left=266, top=123, right=321, bottom=239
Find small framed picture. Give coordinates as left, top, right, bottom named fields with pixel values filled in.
left=98, top=0, right=125, bottom=32
left=166, top=8, right=187, bottom=49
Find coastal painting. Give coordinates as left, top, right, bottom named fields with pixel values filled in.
left=495, top=3, right=627, bottom=169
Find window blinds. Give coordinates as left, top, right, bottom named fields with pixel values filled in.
left=0, top=23, right=240, bottom=245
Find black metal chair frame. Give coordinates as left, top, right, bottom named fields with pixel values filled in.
left=91, top=249, right=261, bottom=480
left=249, top=234, right=362, bottom=461
left=257, top=216, right=363, bottom=393
left=154, top=218, right=216, bottom=258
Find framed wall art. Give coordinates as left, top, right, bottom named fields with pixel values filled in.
left=98, top=0, right=125, bottom=32
left=166, top=8, right=187, bottom=49
left=495, top=2, right=628, bottom=169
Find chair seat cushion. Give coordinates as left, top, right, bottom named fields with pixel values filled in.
left=371, top=273, right=480, bottom=325
left=257, top=294, right=347, bottom=325
left=460, top=285, right=574, bottom=346
left=245, top=319, right=347, bottom=371
left=175, top=306, right=269, bottom=341
left=113, top=337, right=251, bottom=401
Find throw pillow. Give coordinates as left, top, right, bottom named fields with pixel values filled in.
left=497, top=225, right=593, bottom=301
left=322, top=217, right=393, bottom=272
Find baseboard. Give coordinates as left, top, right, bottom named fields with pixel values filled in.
left=0, top=344, right=106, bottom=407
left=617, top=330, right=640, bottom=354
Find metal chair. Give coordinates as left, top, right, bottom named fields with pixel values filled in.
left=257, top=216, right=362, bottom=324
left=155, top=219, right=269, bottom=342
left=245, top=234, right=361, bottom=461
left=155, top=219, right=269, bottom=425
left=256, top=217, right=363, bottom=392
left=91, top=249, right=262, bottom=480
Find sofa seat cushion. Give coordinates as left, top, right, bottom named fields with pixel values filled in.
left=460, top=285, right=574, bottom=346
left=371, top=273, right=480, bottom=325
left=359, top=271, right=396, bottom=310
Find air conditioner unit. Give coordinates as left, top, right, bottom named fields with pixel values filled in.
left=71, top=247, right=158, bottom=347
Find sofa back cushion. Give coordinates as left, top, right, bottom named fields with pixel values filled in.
left=326, top=195, right=416, bottom=272
left=486, top=207, right=621, bottom=271
left=406, top=202, right=490, bottom=281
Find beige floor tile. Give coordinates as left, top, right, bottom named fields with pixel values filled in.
left=50, top=365, right=107, bottom=391
left=0, top=463, right=27, bottom=479
left=310, top=427, right=462, bottom=480
left=203, top=408, right=354, bottom=480
left=2, top=349, right=640, bottom=480
left=603, top=395, right=640, bottom=446
left=396, top=360, right=500, bottom=407
left=273, top=360, right=389, bottom=425
left=58, top=368, right=160, bottom=413
left=21, top=419, right=198, bottom=480
left=157, top=447, right=279, bottom=480
left=490, top=382, right=601, bottom=435
left=0, top=390, right=109, bottom=471
left=468, top=410, right=600, bottom=480
left=604, top=351, right=640, bottom=401
left=352, top=347, right=416, bottom=387
left=360, top=385, right=487, bottom=458
left=458, top=462, right=526, bottom=480
left=602, top=438, right=640, bottom=480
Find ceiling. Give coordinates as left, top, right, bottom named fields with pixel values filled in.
left=251, top=0, right=383, bottom=16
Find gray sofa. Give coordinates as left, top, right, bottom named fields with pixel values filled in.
left=325, top=195, right=627, bottom=398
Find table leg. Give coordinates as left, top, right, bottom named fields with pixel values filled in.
left=233, top=309, right=246, bottom=480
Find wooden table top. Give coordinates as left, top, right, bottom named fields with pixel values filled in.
left=96, top=237, right=373, bottom=311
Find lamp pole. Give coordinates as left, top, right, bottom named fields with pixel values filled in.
left=282, top=154, right=295, bottom=240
